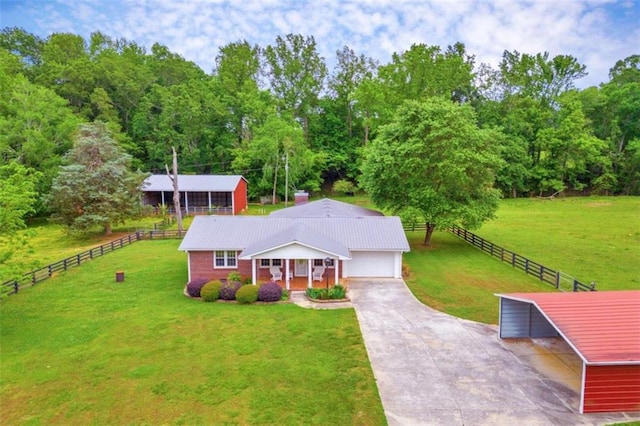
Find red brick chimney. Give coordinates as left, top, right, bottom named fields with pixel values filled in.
left=294, top=191, right=308, bottom=205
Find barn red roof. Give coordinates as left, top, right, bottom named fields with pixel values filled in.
left=498, top=290, right=640, bottom=365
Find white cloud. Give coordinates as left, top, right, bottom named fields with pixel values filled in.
left=3, top=0, right=638, bottom=88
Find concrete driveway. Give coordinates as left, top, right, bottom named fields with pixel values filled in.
left=347, top=279, right=640, bottom=426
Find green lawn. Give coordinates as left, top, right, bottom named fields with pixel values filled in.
left=476, top=196, right=640, bottom=290
left=403, top=231, right=556, bottom=324
left=403, top=196, right=639, bottom=324
left=0, top=240, right=385, bottom=425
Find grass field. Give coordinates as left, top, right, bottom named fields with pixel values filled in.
left=0, top=240, right=385, bottom=425
left=403, top=230, right=556, bottom=324
left=476, top=196, right=639, bottom=290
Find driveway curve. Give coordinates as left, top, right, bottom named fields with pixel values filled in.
left=348, top=279, right=638, bottom=426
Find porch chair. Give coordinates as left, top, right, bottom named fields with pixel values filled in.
left=270, top=266, right=283, bottom=281
left=312, top=266, right=325, bottom=281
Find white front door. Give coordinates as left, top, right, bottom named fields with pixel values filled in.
left=295, top=259, right=307, bottom=277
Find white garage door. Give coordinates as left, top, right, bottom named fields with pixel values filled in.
left=345, top=251, right=396, bottom=277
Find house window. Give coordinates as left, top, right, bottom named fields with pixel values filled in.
left=314, top=258, right=334, bottom=268
left=214, top=251, right=237, bottom=268
left=260, top=259, right=282, bottom=268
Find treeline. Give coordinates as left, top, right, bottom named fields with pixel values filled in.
left=1, top=27, right=638, bottom=214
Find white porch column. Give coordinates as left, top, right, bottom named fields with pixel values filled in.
left=334, top=258, right=339, bottom=285
left=208, top=192, right=212, bottom=211
left=184, top=192, right=189, bottom=214
left=251, top=258, right=257, bottom=285
left=161, top=191, right=165, bottom=207
left=307, top=259, right=312, bottom=288
left=285, top=258, right=290, bottom=290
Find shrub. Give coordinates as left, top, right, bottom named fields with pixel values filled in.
left=330, top=284, right=346, bottom=299
left=306, top=285, right=347, bottom=300
left=235, top=284, right=259, bottom=304
left=306, top=288, right=328, bottom=300
left=201, top=280, right=222, bottom=302
left=219, top=280, right=243, bottom=300
left=258, top=282, right=283, bottom=302
left=227, top=271, right=242, bottom=283
left=333, top=179, right=355, bottom=195
left=186, top=278, right=209, bottom=297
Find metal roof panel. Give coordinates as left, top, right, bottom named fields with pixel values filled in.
left=178, top=216, right=410, bottom=253
left=498, top=291, right=640, bottom=364
left=142, top=175, right=244, bottom=192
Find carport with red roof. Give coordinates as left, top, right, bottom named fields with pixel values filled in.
left=496, top=290, right=640, bottom=414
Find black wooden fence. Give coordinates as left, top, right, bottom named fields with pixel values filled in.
left=447, top=226, right=595, bottom=292
left=1, top=229, right=186, bottom=296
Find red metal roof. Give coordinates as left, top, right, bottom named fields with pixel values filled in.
left=498, top=290, right=640, bottom=365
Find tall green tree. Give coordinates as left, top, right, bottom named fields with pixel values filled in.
left=48, top=122, right=148, bottom=235
left=264, top=34, right=327, bottom=140
left=496, top=50, right=587, bottom=104
left=533, top=92, right=609, bottom=194
left=0, top=56, right=81, bottom=211
left=361, top=98, right=502, bottom=245
left=214, top=40, right=265, bottom=147
left=232, top=113, right=324, bottom=201
left=328, top=46, right=378, bottom=138
left=0, top=161, right=41, bottom=289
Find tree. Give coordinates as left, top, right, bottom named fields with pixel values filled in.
left=214, top=40, right=264, bottom=147
left=232, top=113, right=324, bottom=201
left=264, top=34, right=327, bottom=140
left=0, top=60, right=81, bottom=212
left=0, top=161, right=41, bottom=289
left=328, top=46, right=378, bottom=138
left=361, top=98, right=502, bottom=245
left=48, top=122, right=148, bottom=235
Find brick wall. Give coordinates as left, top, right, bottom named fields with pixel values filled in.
left=189, top=251, right=273, bottom=283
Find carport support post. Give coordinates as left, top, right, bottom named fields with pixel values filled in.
left=334, top=259, right=339, bottom=285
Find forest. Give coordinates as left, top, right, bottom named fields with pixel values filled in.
left=1, top=27, right=639, bottom=217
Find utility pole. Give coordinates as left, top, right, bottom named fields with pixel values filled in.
left=284, top=151, right=289, bottom=207
left=165, top=146, right=183, bottom=232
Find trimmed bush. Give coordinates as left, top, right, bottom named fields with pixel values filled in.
left=306, top=285, right=347, bottom=300
left=201, top=280, right=222, bottom=302
left=227, top=271, right=242, bottom=282
left=330, top=285, right=346, bottom=299
left=258, top=282, right=283, bottom=302
left=186, top=278, right=209, bottom=297
left=235, top=284, right=259, bottom=304
left=219, top=281, right=242, bottom=300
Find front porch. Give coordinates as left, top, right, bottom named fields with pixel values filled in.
left=277, top=276, right=340, bottom=291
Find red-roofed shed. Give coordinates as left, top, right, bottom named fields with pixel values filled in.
left=497, top=290, right=640, bottom=414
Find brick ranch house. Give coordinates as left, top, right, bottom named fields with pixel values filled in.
left=178, top=199, right=410, bottom=289
left=142, top=174, right=247, bottom=215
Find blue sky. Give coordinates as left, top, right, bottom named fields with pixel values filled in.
left=1, top=0, right=638, bottom=88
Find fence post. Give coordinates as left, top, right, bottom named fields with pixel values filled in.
left=573, top=279, right=578, bottom=292
left=77, top=254, right=81, bottom=265
left=555, top=271, right=560, bottom=288
left=512, top=253, right=516, bottom=266
left=64, top=259, right=68, bottom=270
left=48, top=265, right=53, bottom=277
left=524, top=259, right=529, bottom=274
left=539, top=265, right=544, bottom=281
left=14, top=281, right=19, bottom=294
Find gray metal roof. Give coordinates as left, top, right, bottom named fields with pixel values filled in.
left=142, top=175, right=245, bottom=192
left=178, top=216, right=410, bottom=254
left=269, top=198, right=384, bottom=218
left=240, top=222, right=351, bottom=258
